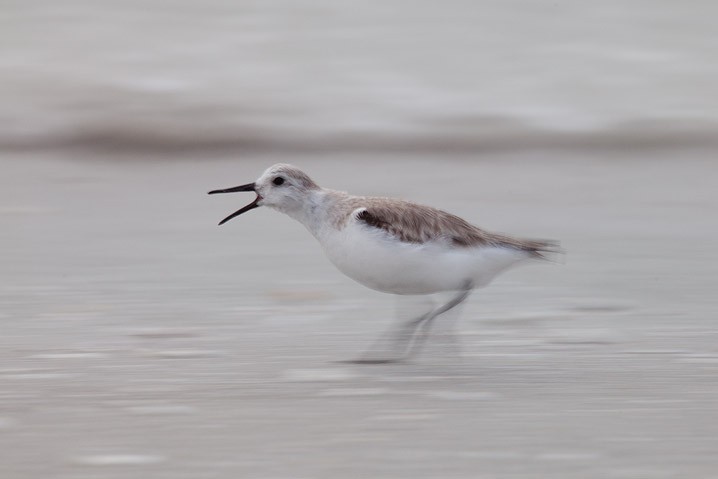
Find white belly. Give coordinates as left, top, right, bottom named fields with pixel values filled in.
left=316, top=221, right=530, bottom=295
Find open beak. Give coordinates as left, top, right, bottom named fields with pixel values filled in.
left=208, top=182, right=261, bottom=225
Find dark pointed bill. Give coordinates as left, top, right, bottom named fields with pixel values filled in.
left=208, top=182, right=261, bottom=225
left=208, top=182, right=256, bottom=195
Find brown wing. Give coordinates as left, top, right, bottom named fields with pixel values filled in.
left=353, top=198, right=559, bottom=257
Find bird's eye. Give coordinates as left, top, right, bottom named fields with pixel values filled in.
left=273, top=177, right=285, bottom=186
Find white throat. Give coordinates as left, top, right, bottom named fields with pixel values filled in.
left=277, top=189, right=332, bottom=238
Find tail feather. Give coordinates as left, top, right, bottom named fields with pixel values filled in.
left=522, top=238, right=565, bottom=263
left=490, top=234, right=565, bottom=262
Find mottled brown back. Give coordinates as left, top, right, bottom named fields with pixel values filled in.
left=337, top=196, right=559, bottom=257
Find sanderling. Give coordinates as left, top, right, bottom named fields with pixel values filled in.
left=209, top=164, right=561, bottom=362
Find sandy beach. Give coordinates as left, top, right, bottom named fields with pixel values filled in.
left=3, top=0, right=718, bottom=476
left=2, top=148, right=717, bottom=478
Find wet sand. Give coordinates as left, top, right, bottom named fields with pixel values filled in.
left=1, top=150, right=718, bottom=478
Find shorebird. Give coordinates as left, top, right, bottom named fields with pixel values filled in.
left=209, top=164, right=560, bottom=362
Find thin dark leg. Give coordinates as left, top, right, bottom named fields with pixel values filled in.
left=404, top=285, right=472, bottom=359
left=345, top=312, right=432, bottom=364
left=346, top=282, right=472, bottom=364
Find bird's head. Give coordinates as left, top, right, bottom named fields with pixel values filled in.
left=208, top=163, right=320, bottom=225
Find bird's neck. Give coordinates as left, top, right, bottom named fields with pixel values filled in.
left=284, top=189, right=345, bottom=240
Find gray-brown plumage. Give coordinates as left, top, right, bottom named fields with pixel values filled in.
left=330, top=195, right=559, bottom=258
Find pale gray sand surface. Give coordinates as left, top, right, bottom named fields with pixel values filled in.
left=1, top=151, right=717, bottom=478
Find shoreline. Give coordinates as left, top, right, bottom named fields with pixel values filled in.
left=4, top=117, right=718, bottom=155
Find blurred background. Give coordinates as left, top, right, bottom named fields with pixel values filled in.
left=2, top=1, right=718, bottom=478
left=5, top=0, right=718, bottom=151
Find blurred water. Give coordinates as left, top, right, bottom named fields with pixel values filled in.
left=3, top=0, right=718, bottom=150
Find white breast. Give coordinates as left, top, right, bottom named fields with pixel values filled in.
left=314, top=215, right=531, bottom=295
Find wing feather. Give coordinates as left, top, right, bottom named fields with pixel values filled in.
left=351, top=198, right=559, bottom=258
